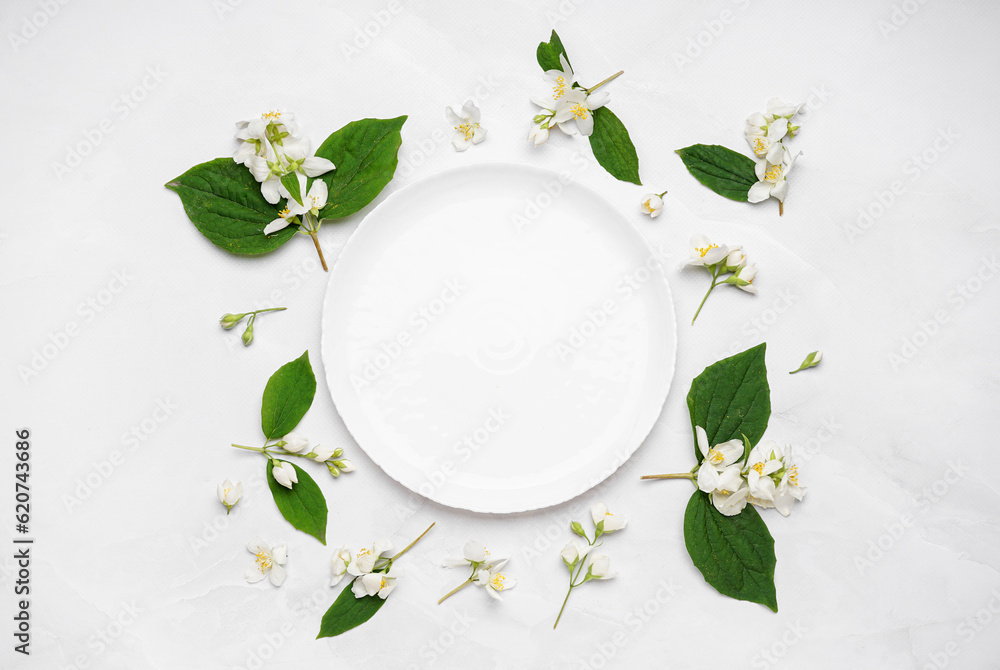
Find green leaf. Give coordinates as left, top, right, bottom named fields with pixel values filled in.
left=317, top=581, right=386, bottom=638
left=536, top=29, right=572, bottom=72
left=589, top=108, right=641, bottom=185
left=266, top=461, right=328, bottom=544
left=280, top=172, right=303, bottom=206
left=261, top=351, right=316, bottom=441
left=684, top=491, right=777, bottom=611
left=675, top=144, right=758, bottom=201
left=165, top=158, right=296, bottom=255
left=687, top=343, right=770, bottom=462
left=315, top=116, right=406, bottom=221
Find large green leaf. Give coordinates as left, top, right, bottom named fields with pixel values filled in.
left=676, top=144, right=757, bottom=201
left=266, top=461, right=328, bottom=544
left=165, top=158, right=296, bottom=255
left=317, top=581, right=386, bottom=638
left=684, top=492, right=777, bottom=611
left=261, top=351, right=316, bottom=441
left=687, top=343, right=770, bottom=462
left=315, top=116, right=406, bottom=221
left=589, top=107, right=641, bottom=185
left=536, top=29, right=572, bottom=72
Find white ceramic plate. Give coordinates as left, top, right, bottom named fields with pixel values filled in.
left=321, top=163, right=676, bottom=513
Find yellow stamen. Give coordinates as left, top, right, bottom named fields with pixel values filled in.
left=255, top=551, right=272, bottom=572
left=764, top=164, right=783, bottom=182
left=696, top=244, right=719, bottom=258
left=752, top=462, right=764, bottom=475
left=752, top=137, right=767, bottom=155
left=788, top=465, right=799, bottom=486
left=454, top=123, right=479, bottom=141
left=553, top=76, right=567, bottom=99
left=571, top=104, right=588, bottom=120
left=491, top=573, right=506, bottom=591
left=707, top=448, right=724, bottom=464
left=279, top=207, right=290, bottom=218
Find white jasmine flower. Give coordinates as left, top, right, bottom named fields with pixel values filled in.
left=729, top=263, right=759, bottom=294
left=311, top=446, right=336, bottom=462
left=528, top=122, right=550, bottom=146
left=281, top=432, right=310, bottom=454
left=746, top=441, right=805, bottom=516
left=685, top=234, right=729, bottom=267
left=336, top=459, right=355, bottom=473
left=263, top=206, right=295, bottom=237
left=284, top=176, right=328, bottom=220
left=713, top=482, right=750, bottom=517
left=745, top=115, right=788, bottom=163
left=272, top=460, right=298, bottom=489
left=560, top=540, right=590, bottom=567
left=330, top=547, right=352, bottom=587
left=586, top=553, right=616, bottom=580
left=217, top=479, right=242, bottom=514
left=247, top=150, right=285, bottom=205
left=474, top=560, right=517, bottom=600
left=446, top=100, right=487, bottom=152
left=724, top=246, right=747, bottom=270
left=590, top=502, right=628, bottom=533
left=554, top=88, right=609, bottom=137
left=236, top=110, right=299, bottom=143
left=640, top=193, right=665, bottom=218
left=442, top=540, right=493, bottom=568
left=748, top=147, right=800, bottom=206
left=543, top=54, right=576, bottom=105
left=695, top=425, right=745, bottom=493
left=766, top=98, right=804, bottom=120
left=352, top=565, right=401, bottom=599
left=246, top=538, right=287, bottom=586
left=279, top=136, right=335, bottom=178
left=347, top=540, right=394, bottom=576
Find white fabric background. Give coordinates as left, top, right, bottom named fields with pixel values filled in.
left=2, top=0, right=999, bottom=668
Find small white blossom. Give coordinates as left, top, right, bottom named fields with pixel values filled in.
left=640, top=193, right=664, bottom=218
left=685, top=234, right=729, bottom=267
left=246, top=538, right=287, bottom=587
left=474, top=560, right=517, bottom=601
left=746, top=441, right=805, bottom=516
left=554, top=88, right=609, bottom=137
left=336, top=459, right=355, bottom=473
left=217, top=479, right=242, bottom=514
left=590, top=502, right=628, bottom=533
left=560, top=540, right=590, bottom=567
left=586, top=553, right=616, bottom=580
left=311, top=446, right=336, bottom=462
left=330, top=547, right=352, bottom=587
left=352, top=566, right=401, bottom=599
left=442, top=540, right=494, bottom=568
left=446, top=100, right=487, bottom=152
left=695, top=426, right=744, bottom=494
left=347, top=540, right=394, bottom=576
left=272, top=461, right=298, bottom=489
left=280, top=432, right=310, bottom=453
left=728, top=263, right=759, bottom=294
left=748, top=147, right=800, bottom=205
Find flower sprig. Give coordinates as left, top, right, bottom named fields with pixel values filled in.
left=231, top=430, right=354, bottom=488
left=685, top=235, right=758, bottom=324
left=553, top=502, right=626, bottom=629
left=318, top=523, right=436, bottom=638
left=438, top=541, right=517, bottom=603
left=220, top=307, right=286, bottom=346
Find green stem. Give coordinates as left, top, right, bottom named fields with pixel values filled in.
left=657, top=190, right=668, bottom=198
left=691, top=266, right=725, bottom=325
left=585, top=70, right=623, bottom=94
left=553, top=584, right=574, bottom=629
left=640, top=472, right=695, bottom=480
left=554, top=555, right=592, bottom=629
left=388, top=522, right=436, bottom=562
left=438, top=578, right=473, bottom=604
left=249, top=307, right=287, bottom=316
left=230, top=443, right=266, bottom=453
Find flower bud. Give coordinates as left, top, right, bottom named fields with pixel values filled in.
left=281, top=432, right=309, bottom=453
left=220, top=313, right=246, bottom=330
left=335, top=459, right=355, bottom=473
left=272, top=461, right=297, bottom=489
left=241, top=321, right=254, bottom=346
left=311, top=446, right=335, bottom=462
left=327, top=463, right=341, bottom=478
left=217, top=479, right=242, bottom=514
